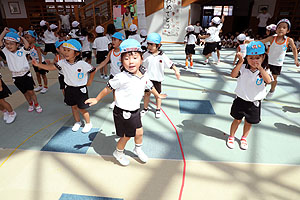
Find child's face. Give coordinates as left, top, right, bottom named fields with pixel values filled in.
left=147, top=42, right=159, bottom=53
left=4, top=40, right=18, bottom=52
left=122, top=52, right=142, bottom=74
left=246, top=54, right=265, bottom=68
left=276, top=23, right=289, bottom=36
left=24, top=34, right=35, bottom=44
left=196, top=22, right=200, bottom=26
left=112, top=38, right=122, bottom=48
left=266, top=30, right=270, bottom=35
left=63, top=47, right=77, bottom=61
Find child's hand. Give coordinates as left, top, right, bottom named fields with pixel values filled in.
left=3, top=27, right=10, bottom=33
left=86, top=82, right=92, bottom=86
left=295, top=60, right=300, bottom=67
left=32, top=58, right=38, bottom=66
left=175, top=72, right=180, bottom=80
left=236, top=52, right=244, bottom=61
left=158, top=94, right=167, bottom=99
left=85, top=98, right=98, bottom=106
left=45, top=59, right=51, bottom=64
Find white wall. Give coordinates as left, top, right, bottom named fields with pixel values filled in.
left=251, top=0, right=276, bottom=17
left=146, top=5, right=190, bottom=43
left=1, top=0, right=27, bottom=19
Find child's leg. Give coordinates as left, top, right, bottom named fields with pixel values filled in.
left=71, top=105, right=81, bottom=122
left=217, top=49, right=220, bottom=61
left=242, top=120, right=252, bottom=138
left=270, top=75, right=278, bottom=93
left=35, top=72, right=42, bottom=86
left=25, top=90, right=39, bottom=105
left=185, top=55, right=189, bottom=67
left=190, top=54, right=193, bottom=67
left=230, top=119, right=242, bottom=137
left=134, top=128, right=148, bottom=162
left=134, top=127, right=143, bottom=144
left=0, top=99, right=13, bottom=112
left=116, top=136, right=131, bottom=150
left=79, top=108, right=90, bottom=123
left=155, top=95, right=162, bottom=110
left=100, top=67, right=104, bottom=76
left=143, top=92, right=151, bottom=110
left=104, top=64, right=108, bottom=76
left=41, top=74, right=48, bottom=88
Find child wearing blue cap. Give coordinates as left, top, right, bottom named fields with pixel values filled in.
left=32, top=39, right=96, bottom=133
left=259, top=19, right=299, bottom=99
left=95, top=32, right=125, bottom=109
left=25, top=30, right=49, bottom=94
left=85, top=39, right=166, bottom=166
left=228, top=41, right=273, bottom=150
left=0, top=27, right=43, bottom=113
left=141, top=32, right=180, bottom=118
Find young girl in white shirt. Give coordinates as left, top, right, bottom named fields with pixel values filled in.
left=184, top=25, right=197, bottom=69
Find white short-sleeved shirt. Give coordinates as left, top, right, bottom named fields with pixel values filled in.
left=238, top=44, right=247, bottom=58
left=128, top=34, right=142, bottom=43
left=194, top=25, right=202, bottom=34
left=43, top=30, right=57, bottom=44
left=106, top=34, right=112, bottom=43
left=56, top=59, right=94, bottom=87
left=235, top=64, right=273, bottom=101
left=257, top=13, right=272, bottom=27
left=30, top=45, right=45, bottom=63
left=143, top=51, right=174, bottom=82
left=69, top=29, right=80, bottom=39
left=184, top=34, right=197, bottom=45
left=206, top=23, right=223, bottom=42
left=110, top=49, right=122, bottom=76
left=1, top=46, right=31, bottom=77
left=108, top=69, right=153, bottom=111
left=92, top=36, right=110, bottom=51
left=268, top=36, right=289, bottom=66
left=79, top=36, right=91, bottom=52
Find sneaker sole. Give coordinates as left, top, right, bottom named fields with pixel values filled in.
left=113, top=152, right=130, bottom=166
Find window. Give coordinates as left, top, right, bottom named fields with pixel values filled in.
left=203, top=5, right=233, bottom=16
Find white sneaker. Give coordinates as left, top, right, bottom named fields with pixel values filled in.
left=240, top=138, right=248, bottom=150
left=204, top=59, right=209, bottom=64
left=6, top=111, right=17, bottom=124
left=82, top=123, right=92, bottom=133
left=72, top=121, right=82, bottom=132
left=113, top=150, right=130, bottom=166
left=3, top=111, right=9, bottom=122
left=40, top=87, right=48, bottom=94
left=100, top=74, right=104, bottom=79
left=155, top=109, right=161, bottom=119
left=28, top=105, right=34, bottom=112
left=35, top=105, right=43, bottom=113
left=266, top=91, right=274, bottom=99
left=226, top=136, right=235, bottom=149
left=140, top=109, right=148, bottom=117
left=34, top=86, right=43, bottom=92
left=109, top=101, right=116, bottom=109
left=133, top=147, right=148, bottom=163
left=104, top=75, right=109, bottom=79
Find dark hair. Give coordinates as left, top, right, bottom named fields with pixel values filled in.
left=74, top=51, right=82, bottom=62
left=97, top=33, right=104, bottom=37
left=81, top=28, right=88, bottom=36
left=238, top=40, right=244, bottom=44
left=130, top=30, right=137, bottom=35
left=121, top=51, right=142, bottom=60
left=245, top=53, right=269, bottom=69
left=185, top=31, right=195, bottom=42
left=107, top=24, right=116, bottom=35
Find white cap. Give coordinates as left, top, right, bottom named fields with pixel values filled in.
left=95, top=25, right=104, bottom=33
left=129, top=24, right=137, bottom=32
left=186, top=25, right=194, bottom=32
left=72, top=21, right=80, bottom=28
left=237, top=33, right=246, bottom=41
left=266, top=24, right=277, bottom=31
left=50, top=24, right=58, bottom=30
left=40, top=20, right=47, bottom=26
left=212, top=17, right=221, bottom=24
left=140, top=29, right=147, bottom=36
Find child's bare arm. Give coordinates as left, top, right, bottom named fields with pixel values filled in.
left=96, top=50, right=111, bottom=71
left=257, top=66, right=272, bottom=84
left=86, top=70, right=96, bottom=86
left=258, top=36, right=274, bottom=44
left=20, top=37, right=30, bottom=49
left=171, top=65, right=180, bottom=79
left=85, top=86, right=112, bottom=106
left=288, top=38, right=300, bottom=66
left=231, top=52, right=244, bottom=78
left=32, top=58, right=57, bottom=71
left=0, top=27, right=10, bottom=47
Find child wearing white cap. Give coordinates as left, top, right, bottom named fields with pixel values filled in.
left=0, top=28, right=43, bottom=113
left=184, top=25, right=197, bottom=69
left=40, top=20, right=61, bottom=55
left=32, top=39, right=96, bottom=133
left=68, top=21, right=81, bottom=39
left=128, top=24, right=142, bottom=43
left=85, top=39, right=166, bottom=166
left=92, top=25, right=110, bottom=79
left=233, top=33, right=247, bottom=65
left=140, top=29, right=147, bottom=52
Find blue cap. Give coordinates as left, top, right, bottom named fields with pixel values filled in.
left=277, top=19, right=291, bottom=30
left=9, top=28, right=17, bottom=33
left=112, top=32, right=125, bottom=41
left=25, top=30, right=38, bottom=40
left=63, top=39, right=82, bottom=51
left=55, top=40, right=65, bottom=48
left=119, top=39, right=142, bottom=54
left=246, top=41, right=265, bottom=55
left=4, top=32, right=20, bottom=43
left=147, top=33, right=161, bottom=44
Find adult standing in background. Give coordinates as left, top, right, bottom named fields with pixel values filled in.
left=256, top=7, right=272, bottom=38
left=122, top=6, right=134, bottom=39
left=60, top=11, right=71, bottom=33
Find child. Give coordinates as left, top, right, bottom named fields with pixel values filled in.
left=141, top=33, right=180, bottom=118
left=95, top=32, right=125, bottom=109
left=85, top=39, right=166, bottom=166
left=80, top=28, right=93, bottom=64
left=193, top=21, right=203, bottom=39
left=264, top=24, right=276, bottom=53
left=259, top=19, right=299, bottom=98
left=0, top=72, right=16, bottom=123
left=54, top=40, right=65, bottom=95
left=184, top=25, right=197, bottom=69
left=233, top=33, right=247, bottom=65
left=128, top=24, right=142, bottom=43
left=24, top=30, right=49, bottom=94
left=140, top=29, right=147, bottom=52
left=199, top=15, right=224, bottom=64
left=32, top=39, right=96, bottom=133
left=40, top=20, right=60, bottom=55
left=228, top=41, right=273, bottom=150
left=69, top=21, right=81, bottom=40
left=106, top=23, right=116, bottom=49
left=0, top=28, right=42, bottom=113
left=92, top=25, right=110, bottom=79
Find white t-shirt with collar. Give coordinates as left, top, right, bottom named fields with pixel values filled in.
left=128, top=34, right=142, bottom=43
left=1, top=46, right=31, bottom=77
left=92, top=36, right=110, bottom=51
left=79, top=36, right=91, bottom=52
left=257, top=13, right=272, bottom=27
left=206, top=23, right=223, bottom=42
left=43, top=30, right=57, bottom=44
left=108, top=69, right=153, bottom=111
left=184, top=34, right=197, bottom=45
left=56, top=59, right=94, bottom=87
left=235, top=64, right=273, bottom=102
left=143, top=51, right=174, bottom=82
